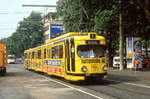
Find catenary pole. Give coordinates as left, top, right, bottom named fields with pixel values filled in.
left=119, top=0, right=124, bottom=70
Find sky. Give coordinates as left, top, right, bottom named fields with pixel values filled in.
left=0, top=0, right=58, bottom=39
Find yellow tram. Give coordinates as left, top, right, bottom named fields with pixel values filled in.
left=24, top=32, right=107, bottom=81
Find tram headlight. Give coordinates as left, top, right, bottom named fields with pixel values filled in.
left=81, top=66, right=88, bottom=72
left=103, top=66, right=107, bottom=71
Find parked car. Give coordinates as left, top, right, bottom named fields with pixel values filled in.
left=142, top=57, right=150, bottom=68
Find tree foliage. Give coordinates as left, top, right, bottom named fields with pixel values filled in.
left=0, top=12, right=43, bottom=57
left=137, top=0, right=150, bottom=23
left=57, top=0, right=120, bottom=66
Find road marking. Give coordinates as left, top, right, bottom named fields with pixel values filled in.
left=105, top=79, right=150, bottom=89
left=42, top=76, right=103, bottom=99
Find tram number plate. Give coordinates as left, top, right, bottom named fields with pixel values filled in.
left=91, top=64, right=98, bottom=72
left=86, top=40, right=100, bottom=45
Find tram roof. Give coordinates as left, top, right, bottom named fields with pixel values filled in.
left=24, top=32, right=105, bottom=52
left=45, top=32, right=97, bottom=44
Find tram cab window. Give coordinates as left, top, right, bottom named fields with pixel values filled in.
left=51, top=45, right=63, bottom=59
left=77, top=45, right=105, bottom=58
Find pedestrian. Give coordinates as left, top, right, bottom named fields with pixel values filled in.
left=135, top=59, right=140, bottom=71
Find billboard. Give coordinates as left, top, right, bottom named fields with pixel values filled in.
left=50, top=24, right=63, bottom=39
left=126, top=37, right=134, bottom=68
left=126, top=37, right=142, bottom=68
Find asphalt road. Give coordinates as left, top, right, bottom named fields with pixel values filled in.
left=0, top=64, right=150, bottom=99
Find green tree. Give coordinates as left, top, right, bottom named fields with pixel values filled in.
left=57, top=0, right=120, bottom=67
left=0, top=12, right=43, bottom=57
left=137, top=0, right=150, bottom=23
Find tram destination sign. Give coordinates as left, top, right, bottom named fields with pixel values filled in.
left=86, top=40, right=100, bottom=45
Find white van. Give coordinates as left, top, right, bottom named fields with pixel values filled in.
left=7, top=55, right=16, bottom=64
left=113, top=57, right=126, bottom=68
left=113, top=57, right=120, bottom=68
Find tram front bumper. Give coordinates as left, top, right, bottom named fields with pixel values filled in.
left=66, top=72, right=107, bottom=81
left=85, top=73, right=107, bottom=79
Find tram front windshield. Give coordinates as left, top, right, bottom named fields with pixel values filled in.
left=77, top=45, right=105, bottom=58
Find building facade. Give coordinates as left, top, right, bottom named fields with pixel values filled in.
left=43, top=12, right=63, bottom=43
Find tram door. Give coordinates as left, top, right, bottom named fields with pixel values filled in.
left=65, top=38, right=75, bottom=74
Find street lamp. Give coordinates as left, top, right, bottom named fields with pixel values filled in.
left=22, top=4, right=57, bottom=8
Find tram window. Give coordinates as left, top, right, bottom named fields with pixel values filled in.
left=52, top=47, right=56, bottom=59
left=24, top=53, right=27, bottom=58
left=27, top=53, right=29, bottom=59
left=44, top=49, right=47, bottom=59
left=59, top=46, right=63, bottom=58
left=26, top=53, right=28, bottom=59
left=37, top=50, right=41, bottom=59
left=25, top=53, right=28, bottom=58
left=48, top=49, right=51, bottom=58
left=30, top=53, right=31, bottom=59
left=29, top=53, right=31, bottom=59
left=77, top=45, right=105, bottom=58
left=51, top=45, right=63, bottom=59
left=32, top=52, right=34, bottom=59
left=35, top=52, right=37, bottom=59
